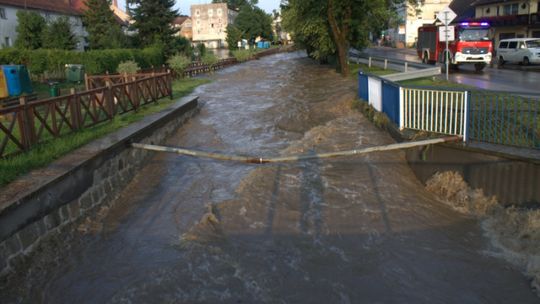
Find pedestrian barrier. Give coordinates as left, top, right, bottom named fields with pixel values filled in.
left=0, top=72, right=173, bottom=158
left=401, top=87, right=468, bottom=137
left=358, top=71, right=539, bottom=149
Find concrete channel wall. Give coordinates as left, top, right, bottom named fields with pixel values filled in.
left=0, top=96, right=199, bottom=278
left=406, top=144, right=540, bottom=207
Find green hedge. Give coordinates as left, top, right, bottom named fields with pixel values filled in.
left=0, top=47, right=165, bottom=76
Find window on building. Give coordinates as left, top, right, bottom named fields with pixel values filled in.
left=433, top=11, right=438, bottom=19
left=208, top=9, right=213, bottom=17
left=195, top=9, right=200, bottom=16
left=4, top=37, right=11, bottom=47
left=533, top=31, right=540, bottom=38
left=502, top=3, right=519, bottom=15
left=217, top=8, right=222, bottom=16
left=0, top=8, right=6, bottom=19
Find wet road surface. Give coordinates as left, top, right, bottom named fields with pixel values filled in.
left=9, top=52, right=539, bottom=303
left=364, top=47, right=540, bottom=94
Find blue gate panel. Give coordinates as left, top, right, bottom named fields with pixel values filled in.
left=358, top=72, right=369, bottom=102
left=382, top=81, right=400, bottom=126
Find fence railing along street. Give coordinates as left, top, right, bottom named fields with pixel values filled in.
left=0, top=72, right=173, bottom=158
left=359, top=71, right=540, bottom=149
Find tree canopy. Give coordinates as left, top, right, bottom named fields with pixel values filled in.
left=235, top=5, right=273, bottom=41
left=211, top=0, right=258, bottom=11
left=128, top=0, right=179, bottom=53
left=42, top=17, right=77, bottom=50
left=282, top=0, right=407, bottom=77
left=83, top=0, right=126, bottom=49
left=15, top=11, right=46, bottom=49
left=225, top=4, right=273, bottom=49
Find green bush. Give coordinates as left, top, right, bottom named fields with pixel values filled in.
left=201, top=53, right=219, bottom=66
left=0, top=47, right=165, bottom=77
left=117, top=60, right=140, bottom=74
left=232, top=50, right=253, bottom=62
left=167, top=54, right=191, bottom=76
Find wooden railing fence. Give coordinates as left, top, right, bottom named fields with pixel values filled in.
left=0, top=72, right=173, bottom=158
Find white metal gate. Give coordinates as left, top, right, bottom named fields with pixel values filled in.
left=399, top=87, right=468, bottom=140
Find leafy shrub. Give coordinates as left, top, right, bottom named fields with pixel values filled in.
left=167, top=54, right=191, bottom=76
left=232, top=50, right=253, bottom=62
left=117, top=60, right=140, bottom=74
left=201, top=53, right=219, bottom=66
left=0, top=47, right=165, bottom=77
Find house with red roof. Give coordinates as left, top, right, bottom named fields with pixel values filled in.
left=0, top=0, right=89, bottom=50
left=0, top=0, right=131, bottom=50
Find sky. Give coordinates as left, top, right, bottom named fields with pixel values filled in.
left=116, top=0, right=281, bottom=16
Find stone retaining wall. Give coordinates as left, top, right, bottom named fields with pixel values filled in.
left=0, top=96, right=199, bottom=279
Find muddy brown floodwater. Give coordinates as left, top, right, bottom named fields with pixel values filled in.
left=7, top=52, right=540, bottom=303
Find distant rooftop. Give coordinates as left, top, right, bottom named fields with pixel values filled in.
left=0, top=0, right=86, bottom=15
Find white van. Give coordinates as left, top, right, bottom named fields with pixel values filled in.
left=497, top=38, right=540, bottom=66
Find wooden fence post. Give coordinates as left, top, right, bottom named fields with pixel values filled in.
left=84, top=73, right=89, bottom=91
left=167, top=70, right=173, bottom=100
left=69, top=88, right=82, bottom=130
left=151, top=71, right=157, bottom=103
left=17, top=96, right=37, bottom=150
left=132, top=77, right=140, bottom=111
left=105, top=82, right=115, bottom=120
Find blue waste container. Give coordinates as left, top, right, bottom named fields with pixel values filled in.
left=2, top=65, right=33, bottom=96
left=264, top=41, right=270, bottom=49
left=257, top=41, right=264, bottom=49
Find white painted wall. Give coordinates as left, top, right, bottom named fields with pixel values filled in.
left=368, top=77, right=382, bottom=112
left=0, top=5, right=87, bottom=51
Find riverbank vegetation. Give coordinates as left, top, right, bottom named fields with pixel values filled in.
left=281, top=0, right=422, bottom=77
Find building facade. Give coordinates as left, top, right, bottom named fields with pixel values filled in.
left=388, top=0, right=452, bottom=48
left=174, top=16, right=193, bottom=41
left=191, top=3, right=237, bottom=49
left=0, top=0, right=87, bottom=50
left=471, top=0, right=540, bottom=45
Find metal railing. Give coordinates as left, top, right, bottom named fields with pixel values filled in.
left=401, top=87, right=468, bottom=137
left=349, top=49, right=441, bottom=81
left=359, top=71, right=540, bottom=149
left=468, top=90, right=539, bottom=148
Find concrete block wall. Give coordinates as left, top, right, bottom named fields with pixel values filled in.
left=0, top=96, right=198, bottom=279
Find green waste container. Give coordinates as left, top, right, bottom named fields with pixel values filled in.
left=65, top=64, right=85, bottom=83
left=48, top=82, right=60, bottom=97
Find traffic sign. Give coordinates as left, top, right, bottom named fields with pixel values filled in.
left=439, top=26, right=455, bottom=42
left=437, top=6, right=457, bottom=26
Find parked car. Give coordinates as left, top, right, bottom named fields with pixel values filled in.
left=497, top=38, right=540, bottom=66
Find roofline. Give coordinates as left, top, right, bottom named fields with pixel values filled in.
left=0, top=2, right=83, bottom=16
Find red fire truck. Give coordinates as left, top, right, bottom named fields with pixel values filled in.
left=417, top=22, right=493, bottom=72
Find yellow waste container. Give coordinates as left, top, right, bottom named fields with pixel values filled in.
left=0, top=69, right=8, bottom=99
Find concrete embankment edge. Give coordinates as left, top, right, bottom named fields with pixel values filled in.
left=0, top=95, right=199, bottom=277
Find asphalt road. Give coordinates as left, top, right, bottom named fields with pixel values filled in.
left=364, top=47, right=540, bottom=94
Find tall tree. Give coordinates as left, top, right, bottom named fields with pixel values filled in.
left=282, top=0, right=404, bottom=76
left=83, top=0, right=125, bottom=49
left=42, top=17, right=77, bottom=50
left=212, top=0, right=258, bottom=11
left=129, top=0, right=179, bottom=53
left=234, top=5, right=273, bottom=41
left=14, top=11, right=46, bottom=49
